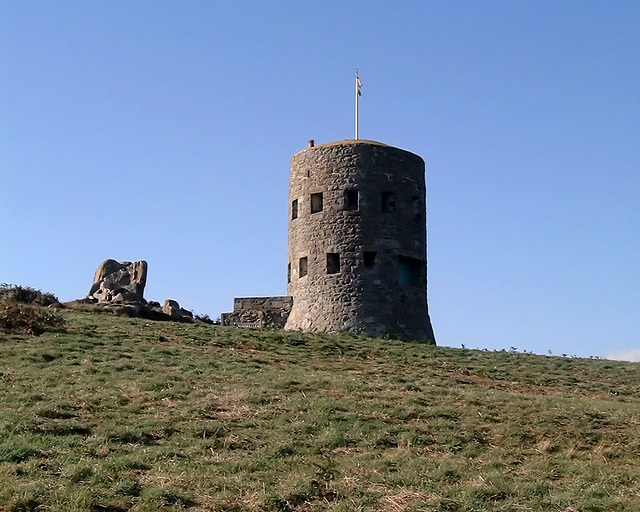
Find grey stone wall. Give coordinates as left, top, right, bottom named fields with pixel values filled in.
left=221, top=296, right=292, bottom=328
left=285, top=140, right=435, bottom=343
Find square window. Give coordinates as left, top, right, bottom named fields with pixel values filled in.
left=344, top=190, right=359, bottom=210
left=381, top=191, right=395, bottom=213
left=326, top=253, right=340, bottom=274
left=291, top=199, right=298, bottom=220
left=299, top=257, right=308, bottom=278
left=363, top=251, right=377, bottom=268
left=411, top=195, right=420, bottom=220
left=398, top=256, right=425, bottom=287
left=310, top=192, right=323, bottom=213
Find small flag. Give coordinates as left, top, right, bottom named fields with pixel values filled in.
left=356, top=75, right=363, bottom=96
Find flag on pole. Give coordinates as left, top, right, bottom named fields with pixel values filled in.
left=355, top=69, right=362, bottom=140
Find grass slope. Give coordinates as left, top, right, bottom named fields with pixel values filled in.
left=1, top=311, right=639, bottom=511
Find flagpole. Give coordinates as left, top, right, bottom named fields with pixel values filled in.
left=355, top=69, right=359, bottom=140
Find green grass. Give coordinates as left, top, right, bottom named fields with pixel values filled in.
left=1, top=311, right=640, bottom=511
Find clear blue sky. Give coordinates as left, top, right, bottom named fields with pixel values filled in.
left=2, top=1, right=638, bottom=359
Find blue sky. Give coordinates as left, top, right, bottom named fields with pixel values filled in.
left=1, top=1, right=638, bottom=359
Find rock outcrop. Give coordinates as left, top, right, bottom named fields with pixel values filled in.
left=77, top=259, right=207, bottom=324
left=162, top=299, right=193, bottom=322
left=87, top=259, right=148, bottom=305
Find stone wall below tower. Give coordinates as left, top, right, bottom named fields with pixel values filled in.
left=221, top=296, right=293, bottom=329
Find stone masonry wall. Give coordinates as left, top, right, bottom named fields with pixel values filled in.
left=284, top=140, right=435, bottom=343
left=221, top=296, right=292, bottom=329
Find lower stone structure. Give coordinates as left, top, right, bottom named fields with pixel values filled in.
left=221, top=296, right=293, bottom=329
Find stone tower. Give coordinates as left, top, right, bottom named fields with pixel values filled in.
left=284, top=139, right=436, bottom=343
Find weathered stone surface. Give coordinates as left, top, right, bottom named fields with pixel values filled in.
left=221, top=296, right=292, bottom=328
left=87, top=259, right=147, bottom=304
left=78, top=261, right=208, bottom=324
left=285, top=140, right=436, bottom=343
left=162, top=299, right=193, bottom=321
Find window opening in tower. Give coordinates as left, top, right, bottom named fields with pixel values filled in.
left=299, top=257, right=308, bottom=278
left=310, top=193, right=323, bottom=213
left=345, top=189, right=359, bottom=211
left=326, top=253, right=341, bottom=274
left=381, top=191, right=396, bottom=213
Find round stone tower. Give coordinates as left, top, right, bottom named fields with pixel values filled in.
left=285, top=139, right=436, bottom=343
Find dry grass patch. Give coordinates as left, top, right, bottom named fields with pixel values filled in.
left=377, top=490, right=439, bottom=511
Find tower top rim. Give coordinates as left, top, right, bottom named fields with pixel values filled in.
left=291, top=139, right=421, bottom=159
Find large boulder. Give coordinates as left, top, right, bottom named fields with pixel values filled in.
left=162, top=299, right=193, bottom=322
left=87, top=259, right=147, bottom=305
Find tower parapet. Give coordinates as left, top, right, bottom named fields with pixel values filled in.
left=285, top=139, right=435, bottom=343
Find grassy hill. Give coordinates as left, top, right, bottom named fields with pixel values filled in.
left=1, top=310, right=639, bottom=511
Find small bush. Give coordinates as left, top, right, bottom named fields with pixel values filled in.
left=0, top=439, right=43, bottom=463
left=8, top=497, right=43, bottom=512
left=194, top=313, right=215, bottom=325
left=114, top=479, right=142, bottom=497
left=0, top=302, right=65, bottom=336
left=0, top=284, right=60, bottom=307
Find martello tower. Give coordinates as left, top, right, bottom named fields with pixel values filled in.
left=284, top=139, right=436, bottom=343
